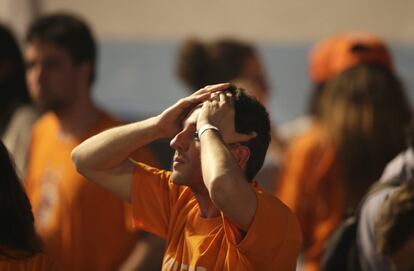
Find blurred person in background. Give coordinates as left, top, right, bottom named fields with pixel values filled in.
left=176, top=37, right=285, bottom=192
left=279, top=33, right=394, bottom=141
left=0, top=140, right=56, bottom=270
left=24, top=13, right=164, bottom=271
left=0, top=24, right=38, bottom=178
left=276, top=32, right=412, bottom=271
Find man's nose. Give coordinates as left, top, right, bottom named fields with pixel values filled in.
left=170, top=130, right=189, bottom=152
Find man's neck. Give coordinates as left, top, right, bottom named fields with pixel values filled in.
left=54, top=95, right=103, bottom=138
left=193, top=190, right=220, bottom=218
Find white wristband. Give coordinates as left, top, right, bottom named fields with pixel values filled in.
left=197, top=124, right=220, bottom=140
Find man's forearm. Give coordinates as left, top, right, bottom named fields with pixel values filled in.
left=200, top=130, right=257, bottom=231
left=72, top=116, right=161, bottom=173
left=71, top=116, right=164, bottom=201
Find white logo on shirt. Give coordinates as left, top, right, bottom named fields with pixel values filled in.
left=163, top=255, right=207, bottom=271
left=37, top=169, right=61, bottom=229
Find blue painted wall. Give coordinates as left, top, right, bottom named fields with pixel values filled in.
left=93, top=41, right=414, bottom=124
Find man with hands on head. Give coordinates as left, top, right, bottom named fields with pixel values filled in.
left=72, top=83, right=302, bottom=271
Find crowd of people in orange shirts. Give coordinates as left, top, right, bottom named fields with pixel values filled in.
left=0, top=11, right=413, bottom=271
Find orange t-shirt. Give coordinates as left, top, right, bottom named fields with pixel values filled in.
left=25, top=112, right=159, bottom=271
left=276, top=124, right=347, bottom=271
left=131, top=163, right=302, bottom=271
left=0, top=248, right=56, bottom=271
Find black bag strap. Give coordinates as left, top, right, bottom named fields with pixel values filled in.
left=321, top=178, right=401, bottom=271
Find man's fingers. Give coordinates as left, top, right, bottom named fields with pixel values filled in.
left=210, top=91, right=219, bottom=101
left=186, top=82, right=231, bottom=105
left=194, top=83, right=230, bottom=96
left=224, top=91, right=234, bottom=106
left=194, top=92, right=211, bottom=101
left=204, top=83, right=231, bottom=92
left=181, top=92, right=210, bottom=107
left=219, top=92, right=226, bottom=104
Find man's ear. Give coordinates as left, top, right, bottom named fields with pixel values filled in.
left=231, top=145, right=250, bottom=170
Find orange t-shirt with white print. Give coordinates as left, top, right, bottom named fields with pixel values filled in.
left=0, top=247, right=56, bottom=271
left=25, top=112, right=160, bottom=271
left=131, top=163, right=302, bottom=271
left=276, top=124, right=347, bottom=271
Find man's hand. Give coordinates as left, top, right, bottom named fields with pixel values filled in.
left=156, top=83, right=231, bottom=138
left=197, top=91, right=256, bottom=144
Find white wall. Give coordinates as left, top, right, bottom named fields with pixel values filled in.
left=39, top=0, right=414, bottom=43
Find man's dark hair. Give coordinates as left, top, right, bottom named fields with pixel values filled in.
left=375, top=181, right=414, bottom=257
left=227, top=86, right=271, bottom=181
left=0, top=24, right=31, bottom=134
left=26, top=13, right=97, bottom=85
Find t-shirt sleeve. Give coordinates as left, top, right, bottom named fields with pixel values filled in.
left=123, top=146, right=162, bottom=232
left=131, top=162, right=179, bottom=239
left=222, top=189, right=302, bottom=270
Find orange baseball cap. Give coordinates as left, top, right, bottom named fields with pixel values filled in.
left=309, top=32, right=393, bottom=83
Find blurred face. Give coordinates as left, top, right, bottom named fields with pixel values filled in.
left=237, top=54, right=270, bottom=106
left=25, top=40, right=83, bottom=113
left=170, top=107, right=203, bottom=190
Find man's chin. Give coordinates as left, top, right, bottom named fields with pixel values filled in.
left=172, top=171, right=196, bottom=189
left=171, top=171, right=185, bottom=185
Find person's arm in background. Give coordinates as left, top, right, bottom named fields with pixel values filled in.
left=71, top=83, right=230, bottom=201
